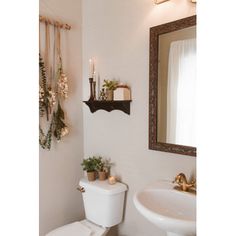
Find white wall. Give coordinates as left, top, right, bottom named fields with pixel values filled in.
left=82, top=0, right=196, bottom=236
left=39, top=0, right=84, bottom=235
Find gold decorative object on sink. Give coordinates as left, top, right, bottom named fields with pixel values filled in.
left=173, top=173, right=196, bottom=194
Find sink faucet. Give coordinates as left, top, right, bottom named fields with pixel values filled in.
left=173, top=173, right=196, bottom=192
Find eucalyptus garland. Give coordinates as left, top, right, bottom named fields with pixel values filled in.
left=39, top=54, right=49, bottom=120
left=39, top=85, right=45, bottom=117
left=39, top=123, right=53, bottom=150
left=39, top=54, right=47, bottom=91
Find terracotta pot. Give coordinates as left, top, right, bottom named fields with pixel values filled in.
left=87, top=171, right=96, bottom=181
left=98, top=171, right=106, bottom=181
left=106, top=89, right=113, bottom=101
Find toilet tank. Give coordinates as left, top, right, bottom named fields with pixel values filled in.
left=79, top=178, right=127, bottom=227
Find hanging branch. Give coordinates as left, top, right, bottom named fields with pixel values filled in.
left=53, top=102, right=68, bottom=141
left=39, top=54, right=47, bottom=89
left=56, top=27, right=69, bottom=99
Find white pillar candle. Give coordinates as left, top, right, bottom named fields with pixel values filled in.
left=92, top=59, right=95, bottom=79
left=89, top=59, right=94, bottom=78
left=97, top=74, right=100, bottom=98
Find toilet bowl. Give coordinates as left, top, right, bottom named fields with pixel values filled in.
left=45, top=178, right=127, bottom=236
left=46, top=220, right=109, bottom=236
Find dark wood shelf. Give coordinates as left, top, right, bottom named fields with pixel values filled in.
left=83, top=100, right=131, bottom=115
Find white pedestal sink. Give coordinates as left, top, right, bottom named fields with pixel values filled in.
left=133, top=181, right=196, bottom=236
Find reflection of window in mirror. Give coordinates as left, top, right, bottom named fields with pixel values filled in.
left=157, top=26, right=196, bottom=146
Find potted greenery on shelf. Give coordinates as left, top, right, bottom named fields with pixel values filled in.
left=102, top=79, right=119, bottom=101
left=81, top=157, right=97, bottom=181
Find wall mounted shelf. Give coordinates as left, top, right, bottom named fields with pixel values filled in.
left=83, top=100, right=131, bottom=115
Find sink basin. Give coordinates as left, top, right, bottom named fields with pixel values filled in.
left=133, top=181, right=196, bottom=236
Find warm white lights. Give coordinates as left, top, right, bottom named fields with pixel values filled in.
left=154, top=0, right=170, bottom=4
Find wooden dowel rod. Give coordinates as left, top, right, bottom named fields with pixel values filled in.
left=39, top=15, right=71, bottom=30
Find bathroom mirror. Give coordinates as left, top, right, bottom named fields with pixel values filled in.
left=149, top=15, right=197, bottom=156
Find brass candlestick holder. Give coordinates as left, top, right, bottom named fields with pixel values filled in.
left=89, top=78, right=95, bottom=101
left=93, top=81, right=96, bottom=100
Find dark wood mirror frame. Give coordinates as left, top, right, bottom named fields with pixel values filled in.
left=149, top=15, right=197, bottom=157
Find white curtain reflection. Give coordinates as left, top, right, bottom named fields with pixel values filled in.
left=166, top=38, right=196, bottom=146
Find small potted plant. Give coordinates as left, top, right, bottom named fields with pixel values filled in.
left=102, top=79, right=119, bottom=101
left=103, top=158, right=113, bottom=178
left=95, top=157, right=107, bottom=181
left=81, top=157, right=97, bottom=181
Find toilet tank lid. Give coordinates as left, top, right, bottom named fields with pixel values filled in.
left=79, top=178, right=128, bottom=195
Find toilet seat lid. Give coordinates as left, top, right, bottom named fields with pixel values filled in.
left=46, top=221, right=92, bottom=236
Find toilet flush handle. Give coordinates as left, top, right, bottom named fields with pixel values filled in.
left=77, top=186, right=85, bottom=193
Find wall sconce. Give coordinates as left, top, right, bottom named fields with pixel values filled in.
left=154, top=0, right=170, bottom=4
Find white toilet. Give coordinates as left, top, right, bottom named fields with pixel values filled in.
left=46, top=178, right=128, bottom=236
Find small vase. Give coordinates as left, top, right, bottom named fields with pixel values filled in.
left=106, top=89, right=113, bottom=101
left=87, top=171, right=96, bottom=181
left=98, top=171, right=106, bottom=181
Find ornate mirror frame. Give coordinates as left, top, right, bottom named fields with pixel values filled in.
left=149, top=15, right=197, bottom=157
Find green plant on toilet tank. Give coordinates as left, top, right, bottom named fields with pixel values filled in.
left=81, top=156, right=112, bottom=181
left=81, top=157, right=97, bottom=180
left=81, top=156, right=103, bottom=181
left=94, top=156, right=107, bottom=181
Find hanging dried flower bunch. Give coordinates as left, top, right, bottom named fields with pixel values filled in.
left=39, top=22, right=69, bottom=150
left=56, top=25, right=69, bottom=100
left=48, top=88, right=57, bottom=108
left=57, top=66, right=69, bottom=99
left=53, top=102, right=69, bottom=141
